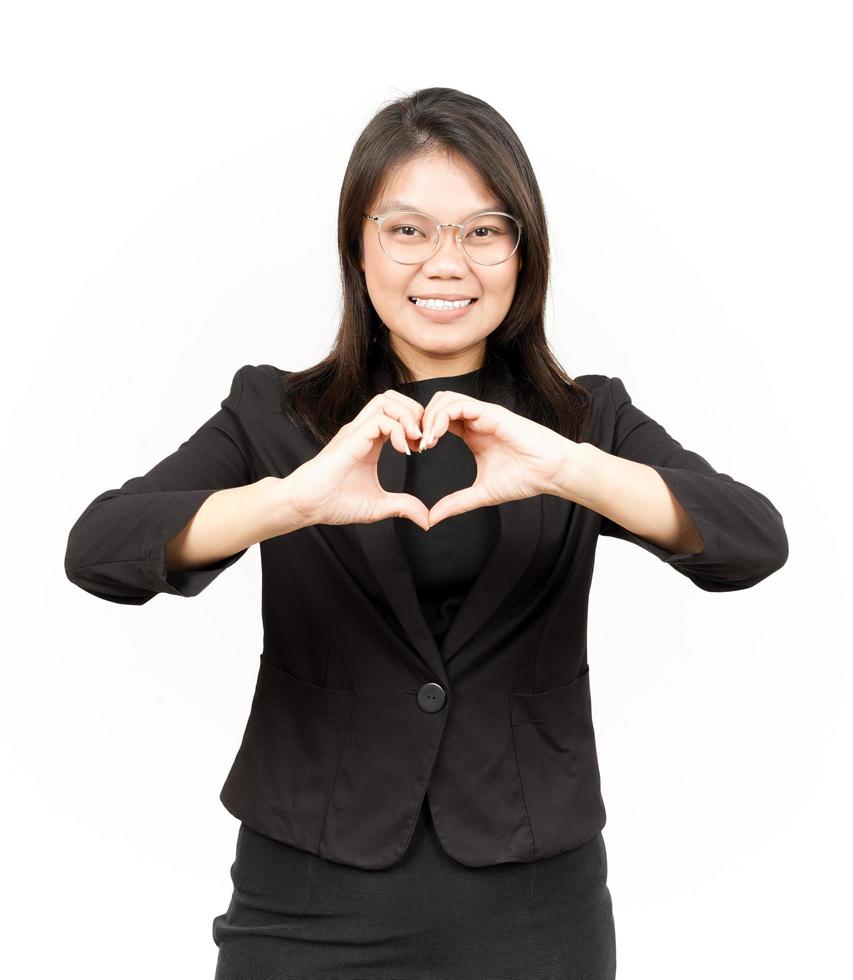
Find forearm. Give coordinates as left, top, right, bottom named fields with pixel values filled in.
left=165, top=475, right=311, bottom=574
left=552, top=441, right=705, bottom=555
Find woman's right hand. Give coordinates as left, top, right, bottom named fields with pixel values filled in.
left=285, top=390, right=430, bottom=532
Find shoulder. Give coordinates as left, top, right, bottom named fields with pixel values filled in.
left=564, top=373, right=634, bottom=447
left=571, top=373, right=631, bottom=407
left=568, top=372, right=614, bottom=410
left=570, top=373, right=612, bottom=394
left=229, top=363, right=292, bottom=428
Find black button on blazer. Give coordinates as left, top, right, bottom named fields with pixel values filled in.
left=64, top=365, right=789, bottom=870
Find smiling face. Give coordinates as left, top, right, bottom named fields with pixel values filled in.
left=360, top=150, right=522, bottom=381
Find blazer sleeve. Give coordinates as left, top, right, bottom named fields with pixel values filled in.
left=598, top=376, right=789, bottom=592
left=64, top=365, right=256, bottom=605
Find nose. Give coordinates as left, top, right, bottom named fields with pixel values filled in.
left=424, top=224, right=468, bottom=272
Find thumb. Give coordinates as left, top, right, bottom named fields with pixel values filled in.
left=428, top=486, right=490, bottom=527
left=376, top=492, right=431, bottom=532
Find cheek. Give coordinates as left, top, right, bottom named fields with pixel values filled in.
left=364, top=267, right=411, bottom=312
left=483, top=272, right=518, bottom=301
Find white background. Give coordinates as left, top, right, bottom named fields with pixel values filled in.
left=3, top=1, right=850, bottom=977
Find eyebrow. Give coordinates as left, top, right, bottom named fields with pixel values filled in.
left=377, top=199, right=506, bottom=219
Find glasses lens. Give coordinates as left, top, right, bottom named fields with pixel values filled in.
left=461, top=213, right=520, bottom=265
left=379, top=212, right=436, bottom=264
left=379, top=211, right=520, bottom=265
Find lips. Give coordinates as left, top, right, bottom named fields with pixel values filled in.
left=408, top=297, right=478, bottom=304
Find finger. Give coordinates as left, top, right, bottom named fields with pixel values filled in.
left=348, top=414, right=410, bottom=460
left=382, top=391, right=426, bottom=438
left=422, top=398, right=490, bottom=449
left=376, top=492, right=431, bottom=532
left=382, top=388, right=428, bottom=420
left=444, top=418, right=468, bottom=440
left=349, top=391, right=424, bottom=443
left=418, top=394, right=445, bottom=451
left=380, top=398, right=423, bottom=441
left=346, top=389, right=424, bottom=432
left=377, top=415, right=412, bottom=456
left=417, top=389, right=447, bottom=450
left=428, top=485, right=493, bottom=526
left=345, top=392, right=387, bottom=428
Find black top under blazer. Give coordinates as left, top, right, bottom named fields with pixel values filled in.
left=64, top=365, right=789, bottom=870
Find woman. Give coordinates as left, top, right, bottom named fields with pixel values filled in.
left=65, top=87, right=788, bottom=979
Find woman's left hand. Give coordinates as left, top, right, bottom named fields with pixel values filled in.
left=417, top=388, right=579, bottom=527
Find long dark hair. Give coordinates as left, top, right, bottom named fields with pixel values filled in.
left=279, top=86, right=591, bottom=447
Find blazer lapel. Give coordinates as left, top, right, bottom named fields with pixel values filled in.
left=440, top=491, right=541, bottom=662
left=439, top=376, right=542, bottom=662
left=354, top=376, right=543, bottom=676
left=354, top=441, right=447, bottom=681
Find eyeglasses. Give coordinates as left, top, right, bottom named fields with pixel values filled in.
left=363, top=209, right=522, bottom=266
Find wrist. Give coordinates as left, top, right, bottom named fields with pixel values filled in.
left=545, top=439, right=599, bottom=504
left=257, top=473, right=315, bottom=539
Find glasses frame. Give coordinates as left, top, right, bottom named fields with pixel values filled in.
left=363, top=209, right=523, bottom=266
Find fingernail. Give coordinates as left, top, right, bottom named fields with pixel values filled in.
left=404, top=443, right=411, bottom=455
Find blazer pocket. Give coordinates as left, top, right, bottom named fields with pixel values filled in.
left=219, top=655, right=355, bottom=853
left=510, top=665, right=606, bottom=856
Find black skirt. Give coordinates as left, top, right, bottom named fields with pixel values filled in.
left=212, top=800, right=617, bottom=980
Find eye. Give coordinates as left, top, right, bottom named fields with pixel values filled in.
left=468, top=225, right=498, bottom=239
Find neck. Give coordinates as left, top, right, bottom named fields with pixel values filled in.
left=389, top=337, right=485, bottom=381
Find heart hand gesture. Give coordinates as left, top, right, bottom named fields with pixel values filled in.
left=285, top=384, right=575, bottom=533
left=287, top=388, right=432, bottom=531
left=417, top=388, right=575, bottom=527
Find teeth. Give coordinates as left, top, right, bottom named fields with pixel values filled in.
left=411, top=297, right=474, bottom=310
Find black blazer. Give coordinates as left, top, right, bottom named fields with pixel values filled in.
left=64, top=365, right=789, bottom=870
